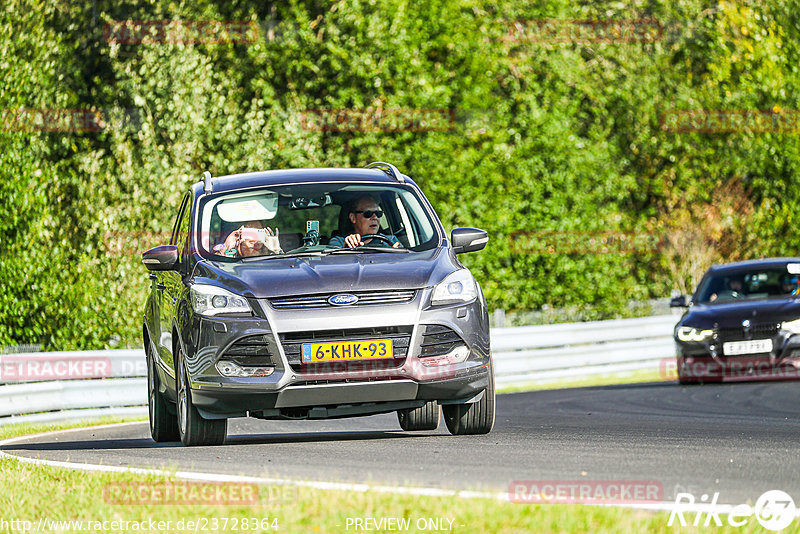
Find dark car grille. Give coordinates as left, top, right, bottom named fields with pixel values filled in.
left=716, top=322, right=780, bottom=342
left=280, top=326, right=412, bottom=371
left=419, top=324, right=465, bottom=357
left=221, top=334, right=275, bottom=366
left=269, top=290, right=416, bottom=310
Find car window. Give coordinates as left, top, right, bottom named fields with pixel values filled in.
left=170, top=193, right=190, bottom=247
left=196, top=183, right=440, bottom=260
left=175, top=193, right=192, bottom=260
left=696, top=266, right=800, bottom=303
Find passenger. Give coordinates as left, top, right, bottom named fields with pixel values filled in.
left=328, top=195, right=401, bottom=249
left=214, top=221, right=282, bottom=258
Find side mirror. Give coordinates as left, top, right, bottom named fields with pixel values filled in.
left=451, top=227, right=488, bottom=254
left=670, top=295, right=689, bottom=308
left=142, top=245, right=179, bottom=271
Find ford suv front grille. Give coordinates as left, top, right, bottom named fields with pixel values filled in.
left=280, top=326, right=413, bottom=371
left=269, top=290, right=416, bottom=310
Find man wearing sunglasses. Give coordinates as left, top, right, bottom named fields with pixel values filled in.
left=328, top=194, right=402, bottom=249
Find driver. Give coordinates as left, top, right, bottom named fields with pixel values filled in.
left=728, top=279, right=744, bottom=293
left=782, top=276, right=799, bottom=296
left=329, top=194, right=401, bottom=249
left=709, top=278, right=744, bottom=302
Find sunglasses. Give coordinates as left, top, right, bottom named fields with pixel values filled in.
left=354, top=210, right=383, bottom=218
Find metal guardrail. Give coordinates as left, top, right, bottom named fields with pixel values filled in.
left=0, top=315, right=678, bottom=424
left=492, top=315, right=677, bottom=387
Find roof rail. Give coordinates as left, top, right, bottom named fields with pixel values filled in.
left=366, top=161, right=405, bottom=183
left=203, top=171, right=213, bottom=193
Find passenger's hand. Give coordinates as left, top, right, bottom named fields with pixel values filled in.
left=344, top=234, right=364, bottom=248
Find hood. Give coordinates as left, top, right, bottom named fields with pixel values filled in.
left=193, top=248, right=458, bottom=298
left=683, top=298, right=800, bottom=328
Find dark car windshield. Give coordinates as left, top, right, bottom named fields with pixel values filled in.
left=696, top=265, right=800, bottom=304
left=196, top=182, right=440, bottom=260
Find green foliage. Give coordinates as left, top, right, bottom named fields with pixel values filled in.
left=2, top=0, right=800, bottom=348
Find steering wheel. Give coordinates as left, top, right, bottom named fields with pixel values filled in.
left=360, top=234, right=402, bottom=247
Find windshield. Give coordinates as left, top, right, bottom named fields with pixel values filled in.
left=196, top=182, right=440, bottom=260
left=696, top=264, right=800, bottom=304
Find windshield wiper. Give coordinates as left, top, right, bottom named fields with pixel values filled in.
left=323, top=247, right=409, bottom=255
left=241, top=251, right=325, bottom=262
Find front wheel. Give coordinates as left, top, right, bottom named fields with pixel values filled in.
left=176, top=346, right=227, bottom=446
left=398, top=401, right=440, bottom=431
left=147, top=343, right=179, bottom=442
left=443, top=363, right=496, bottom=435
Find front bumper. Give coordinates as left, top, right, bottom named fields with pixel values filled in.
left=675, top=330, right=800, bottom=381
left=183, top=288, right=492, bottom=419
left=190, top=365, right=490, bottom=419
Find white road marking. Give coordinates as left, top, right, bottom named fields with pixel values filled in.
left=0, top=421, right=782, bottom=515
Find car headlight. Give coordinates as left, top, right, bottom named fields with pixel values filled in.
left=782, top=318, right=800, bottom=334
left=677, top=326, right=714, bottom=342
left=190, top=284, right=252, bottom=316
left=431, top=269, right=478, bottom=306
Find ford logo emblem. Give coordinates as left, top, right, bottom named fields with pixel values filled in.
left=328, top=294, right=359, bottom=306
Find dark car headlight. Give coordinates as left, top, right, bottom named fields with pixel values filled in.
left=190, top=284, right=252, bottom=316
left=677, top=326, right=713, bottom=342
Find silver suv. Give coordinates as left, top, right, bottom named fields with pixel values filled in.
left=142, top=163, right=494, bottom=446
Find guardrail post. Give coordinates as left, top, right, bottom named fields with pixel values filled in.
left=493, top=309, right=506, bottom=328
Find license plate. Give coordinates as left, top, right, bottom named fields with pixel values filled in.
left=723, top=339, right=773, bottom=356
left=301, top=339, right=393, bottom=363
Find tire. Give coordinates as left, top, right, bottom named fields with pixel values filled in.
left=176, top=345, right=227, bottom=446
left=677, top=358, right=720, bottom=385
left=443, top=362, right=496, bottom=435
left=398, top=401, right=440, bottom=431
left=147, top=342, right=179, bottom=442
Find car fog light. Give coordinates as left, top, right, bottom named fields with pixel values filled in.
left=420, top=345, right=470, bottom=367
left=216, top=360, right=275, bottom=377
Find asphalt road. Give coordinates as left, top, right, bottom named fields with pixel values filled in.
left=3, top=381, right=800, bottom=505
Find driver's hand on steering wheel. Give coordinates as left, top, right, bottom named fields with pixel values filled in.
left=343, top=233, right=401, bottom=248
